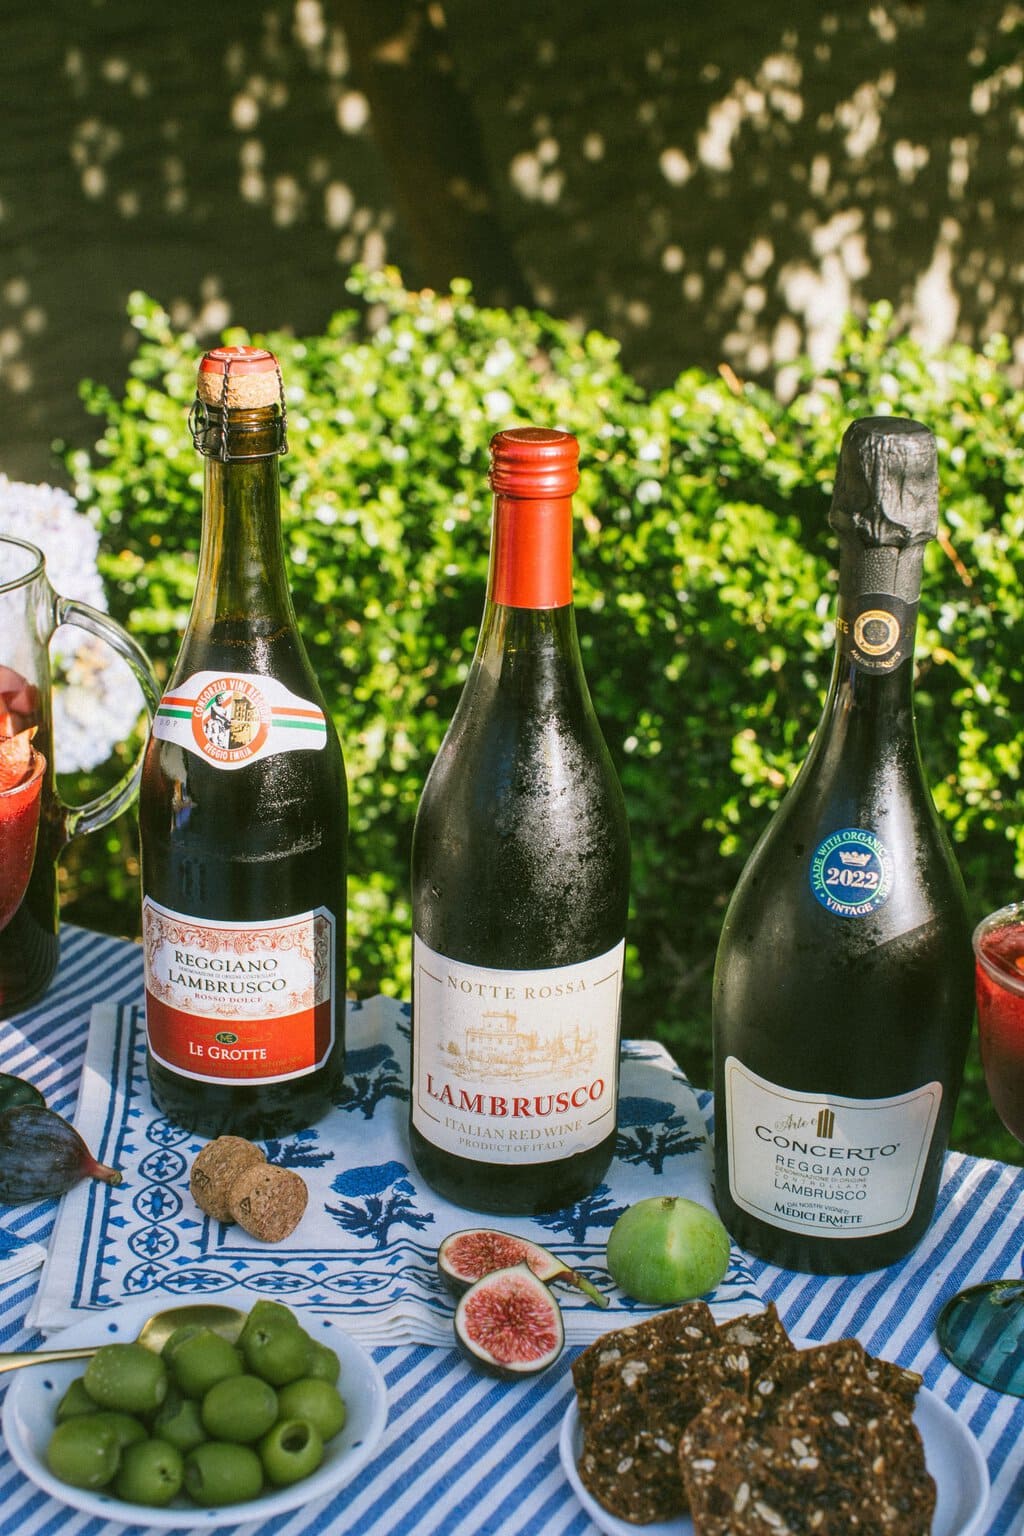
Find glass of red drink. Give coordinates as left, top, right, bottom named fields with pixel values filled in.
left=937, top=903, right=1024, bottom=1394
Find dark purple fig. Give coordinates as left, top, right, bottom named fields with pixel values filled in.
left=438, top=1226, right=608, bottom=1308
left=454, top=1263, right=565, bottom=1377
left=0, top=1104, right=122, bottom=1203
left=0, top=1071, right=45, bottom=1113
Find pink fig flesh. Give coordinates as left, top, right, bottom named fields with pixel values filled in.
left=454, top=1264, right=565, bottom=1376
left=438, top=1227, right=608, bottom=1308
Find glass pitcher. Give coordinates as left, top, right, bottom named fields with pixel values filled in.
left=0, top=534, right=159, bottom=1017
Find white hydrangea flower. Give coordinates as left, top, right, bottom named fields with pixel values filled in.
left=0, top=476, right=144, bottom=772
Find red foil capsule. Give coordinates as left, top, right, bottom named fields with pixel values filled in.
left=487, top=428, right=579, bottom=610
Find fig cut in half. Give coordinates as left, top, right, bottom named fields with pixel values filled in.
left=454, top=1264, right=565, bottom=1377
left=438, top=1227, right=608, bottom=1308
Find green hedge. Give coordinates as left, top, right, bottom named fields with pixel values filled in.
left=65, top=270, right=1024, bottom=1163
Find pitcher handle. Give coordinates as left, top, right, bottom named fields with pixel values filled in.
left=53, top=596, right=161, bottom=841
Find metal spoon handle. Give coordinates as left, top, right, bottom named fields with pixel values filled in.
left=0, top=1345, right=99, bottom=1374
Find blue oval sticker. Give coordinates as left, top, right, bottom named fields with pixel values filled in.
left=809, top=827, right=893, bottom=917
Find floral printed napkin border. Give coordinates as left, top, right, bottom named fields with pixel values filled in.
left=28, top=997, right=762, bottom=1342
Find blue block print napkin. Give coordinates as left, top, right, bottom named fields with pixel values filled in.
left=29, top=998, right=762, bottom=1342
left=0, top=1227, right=46, bottom=1285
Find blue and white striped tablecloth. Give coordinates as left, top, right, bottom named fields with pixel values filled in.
left=0, top=925, right=1022, bottom=1535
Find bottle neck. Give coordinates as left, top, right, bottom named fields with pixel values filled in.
left=824, top=541, right=923, bottom=721
left=189, top=411, right=294, bottom=631
left=473, top=490, right=586, bottom=689
left=486, top=491, right=574, bottom=609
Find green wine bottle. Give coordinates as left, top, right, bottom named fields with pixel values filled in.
left=410, top=428, right=631, bottom=1215
left=713, top=416, right=973, bottom=1274
left=140, top=346, right=348, bottom=1138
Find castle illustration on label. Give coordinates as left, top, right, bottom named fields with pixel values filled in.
left=441, top=1007, right=598, bottom=1081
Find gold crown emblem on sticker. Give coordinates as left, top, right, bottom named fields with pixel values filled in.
left=838, top=850, right=872, bottom=866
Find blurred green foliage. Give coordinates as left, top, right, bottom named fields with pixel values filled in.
left=63, top=270, right=1024, bottom=1164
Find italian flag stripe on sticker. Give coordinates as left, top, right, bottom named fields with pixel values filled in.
left=151, top=670, right=329, bottom=771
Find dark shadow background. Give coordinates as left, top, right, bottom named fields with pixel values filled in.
left=1, top=0, right=1021, bottom=479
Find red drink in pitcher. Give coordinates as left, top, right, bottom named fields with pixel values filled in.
left=0, top=732, right=45, bottom=933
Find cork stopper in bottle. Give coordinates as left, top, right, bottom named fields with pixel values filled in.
left=197, top=346, right=281, bottom=409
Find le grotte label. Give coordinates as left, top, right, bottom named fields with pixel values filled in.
left=142, top=899, right=336, bottom=1086
left=152, top=670, right=327, bottom=770
left=411, top=936, right=624, bottom=1165
left=724, top=1057, right=941, bottom=1239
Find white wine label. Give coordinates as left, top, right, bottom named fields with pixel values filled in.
left=411, top=936, right=625, bottom=1166
left=809, top=828, right=893, bottom=917
left=142, top=898, right=336, bottom=1085
left=152, top=670, right=327, bottom=770
left=724, top=1057, right=942, bottom=1239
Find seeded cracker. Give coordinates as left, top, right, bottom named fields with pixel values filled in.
left=752, top=1336, right=921, bottom=1417
left=572, top=1300, right=717, bottom=1418
left=577, top=1336, right=750, bottom=1522
left=681, top=1376, right=934, bottom=1534
left=717, top=1302, right=794, bottom=1380
left=573, top=1305, right=935, bottom=1530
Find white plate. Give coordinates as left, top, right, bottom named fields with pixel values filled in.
left=2, top=1291, right=388, bottom=1528
left=560, top=1347, right=990, bottom=1536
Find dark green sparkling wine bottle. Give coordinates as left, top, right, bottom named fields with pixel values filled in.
left=410, top=428, right=630, bottom=1215
left=713, top=417, right=973, bottom=1274
left=140, top=346, right=348, bottom=1139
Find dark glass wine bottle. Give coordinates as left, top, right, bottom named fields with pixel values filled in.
left=713, top=416, right=973, bottom=1274
left=140, top=346, right=348, bottom=1138
left=410, top=428, right=630, bottom=1215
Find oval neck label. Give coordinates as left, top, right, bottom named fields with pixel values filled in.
left=837, top=593, right=917, bottom=674
left=809, top=828, right=893, bottom=917
left=153, top=669, right=327, bottom=770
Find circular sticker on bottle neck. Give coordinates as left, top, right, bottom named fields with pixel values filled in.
left=841, top=594, right=916, bottom=673
left=809, top=827, right=893, bottom=917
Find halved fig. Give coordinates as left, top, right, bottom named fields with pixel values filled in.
left=438, top=1227, right=608, bottom=1308
left=454, top=1263, right=565, bottom=1376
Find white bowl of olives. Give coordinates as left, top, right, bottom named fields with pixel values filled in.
left=2, top=1291, right=388, bottom=1527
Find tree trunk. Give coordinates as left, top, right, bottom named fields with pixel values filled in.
left=336, top=0, right=532, bottom=307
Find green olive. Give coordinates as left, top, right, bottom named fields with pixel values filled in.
left=304, top=1339, right=341, bottom=1385
left=183, top=1441, right=264, bottom=1506
left=160, top=1322, right=207, bottom=1362
left=83, top=1410, right=148, bottom=1453
left=258, top=1417, right=324, bottom=1487
left=168, top=1328, right=244, bottom=1399
left=46, top=1416, right=119, bottom=1490
left=275, top=1378, right=346, bottom=1442
left=114, top=1438, right=184, bottom=1506
left=151, top=1386, right=208, bottom=1454
left=238, top=1299, right=297, bottom=1339
left=201, top=1374, right=278, bottom=1443
left=55, top=1377, right=99, bottom=1422
left=240, top=1315, right=313, bottom=1387
left=82, top=1343, right=168, bottom=1415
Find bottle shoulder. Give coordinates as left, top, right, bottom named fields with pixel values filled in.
left=415, top=685, right=627, bottom=848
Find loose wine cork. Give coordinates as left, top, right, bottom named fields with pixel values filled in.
left=190, top=1135, right=266, bottom=1223
left=197, top=345, right=281, bottom=409
left=228, top=1163, right=309, bottom=1243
